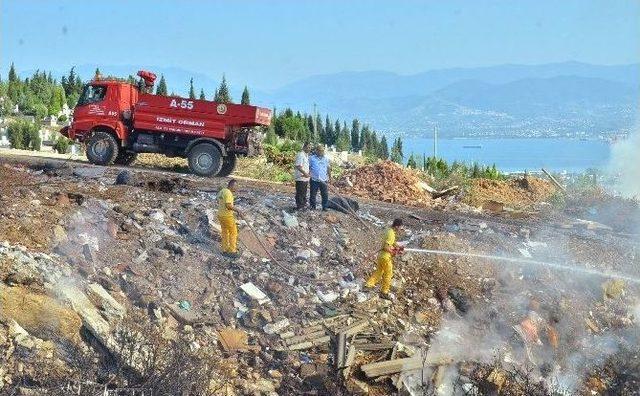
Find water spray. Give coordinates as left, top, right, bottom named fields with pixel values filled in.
left=404, top=248, right=640, bottom=285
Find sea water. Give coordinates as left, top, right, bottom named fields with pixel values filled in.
left=403, top=137, right=611, bottom=173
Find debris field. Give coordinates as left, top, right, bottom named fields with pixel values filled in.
left=0, top=155, right=639, bottom=396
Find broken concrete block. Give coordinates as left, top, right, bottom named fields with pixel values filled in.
left=87, top=283, right=126, bottom=320
left=133, top=251, right=148, bottom=264
left=316, top=290, right=339, bottom=303
left=240, top=282, right=270, bottom=305
left=282, top=211, right=299, bottom=227
left=263, top=318, right=290, bottom=335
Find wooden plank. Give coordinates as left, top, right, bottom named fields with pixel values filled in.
left=353, top=342, right=396, bottom=351
left=336, top=332, right=346, bottom=368
left=339, top=320, right=370, bottom=337
left=285, top=330, right=327, bottom=346
left=541, top=168, right=566, bottom=193
left=288, top=335, right=331, bottom=351
left=361, top=356, right=424, bottom=377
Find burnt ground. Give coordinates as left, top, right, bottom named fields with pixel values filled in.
left=0, top=153, right=639, bottom=396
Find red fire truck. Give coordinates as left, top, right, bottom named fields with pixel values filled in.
left=60, top=71, right=272, bottom=176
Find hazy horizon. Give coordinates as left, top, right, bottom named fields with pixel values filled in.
left=3, top=0, right=639, bottom=90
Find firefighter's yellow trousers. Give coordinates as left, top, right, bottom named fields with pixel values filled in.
left=365, top=253, right=393, bottom=294
left=218, top=215, right=238, bottom=253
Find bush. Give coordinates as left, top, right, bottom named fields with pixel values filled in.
left=7, top=119, right=41, bottom=150
left=263, top=140, right=300, bottom=168
left=57, top=114, right=68, bottom=122
left=53, top=136, right=72, bottom=154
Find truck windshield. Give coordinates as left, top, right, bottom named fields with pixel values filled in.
left=77, top=84, right=107, bottom=106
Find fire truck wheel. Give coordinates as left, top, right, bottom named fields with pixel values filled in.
left=86, top=131, right=119, bottom=165
left=188, top=143, right=223, bottom=177
left=216, top=154, right=237, bottom=177
left=114, top=152, right=138, bottom=166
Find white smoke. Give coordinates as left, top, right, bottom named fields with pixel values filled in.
left=608, top=131, right=640, bottom=199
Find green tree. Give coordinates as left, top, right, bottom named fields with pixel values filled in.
left=53, top=136, right=72, bottom=154
left=406, top=154, right=417, bottom=168
left=214, top=74, right=232, bottom=103
left=264, top=126, right=278, bottom=145
left=390, top=137, right=403, bottom=164
left=156, top=75, right=168, bottom=95
left=8, top=62, right=18, bottom=82
left=323, top=116, right=332, bottom=145
left=379, top=136, right=389, bottom=159
left=350, top=119, right=360, bottom=151
left=94, top=67, right=101, bottom=79
left=7, top=119, right=40, bottom=150
left=281, top=116, right=306, bottom=141
left=199, top=88, right=206, bottom=100
left=48, top=86, right=66, bottom=116
left=241, top=86, right=250, bottom=105
left=188, top=78, right=196, bottom=99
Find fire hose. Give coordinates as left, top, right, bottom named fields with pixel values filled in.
left=403, top=248, right=640, bottom=284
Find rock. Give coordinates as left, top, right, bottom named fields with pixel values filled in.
left=87, top=283, right=127, bottom=320
left=115, top=170, right=135, bottom=186
left=149, top=210, right=165, bottom=222
left=268, top=369, right=283, bottom=380
left=82, top=244, right=95, bottom=262
left=296, top=248, right=319, bottom=261
left=52, top=225, right=68, bottom=245
left=448, top=287, right=470, bottom=313
left=106, top=221, right=119, bottom=238
left=282, top=211, right=299, bottom=227
left=8, top=320, right=35, bottom=350
left=346, top=378, right=369, bottom=395
left=73, top=167, right=105, bottom=178
left=310, top=237, right=321, bottom=247
left=133, top=251, right=148, bottom=264
left=316, top=290, right=339, bottom=303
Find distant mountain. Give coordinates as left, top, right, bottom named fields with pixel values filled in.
left=19, top=61, right=640, bottom=138
left=254, top=62, right=640, bottom=137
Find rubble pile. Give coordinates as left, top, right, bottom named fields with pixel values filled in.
left=337, top=160, right=432, bottom=206
left=0, top=157, right=638, bottom=395
left=464, top=176, right=556, bottom=209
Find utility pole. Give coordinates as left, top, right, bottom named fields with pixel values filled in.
left=433, top=124, right=438, bottom=159
left=313, top=103, right=318, bottom=141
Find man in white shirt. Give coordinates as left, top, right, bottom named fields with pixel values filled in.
left=294, top=142, right=311, bottom=210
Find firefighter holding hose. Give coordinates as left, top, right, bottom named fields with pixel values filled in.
left=364, top=218, right=404, bottom=300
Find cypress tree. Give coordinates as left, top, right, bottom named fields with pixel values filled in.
left=94, top=67, right=101, bottom=79
left=8, top=63, right=18, bottom=82
left=333, top=120, right=341, bottom=146
left=241, top=86, right=250, bottom=105
left=156, top=75, right=168, bottom=95
left=214, top=74, right=232, bottom=103
left=380, top=136, right=389, bottom=159
left=323, top=115, right=332, bottom=145
left=199, top=88, right=206, bottom=100
left=407, top=154, right=417, bottom=168
left=188, top=78, right=196, bottom=99
left=350, top=119, right=360, bottom=151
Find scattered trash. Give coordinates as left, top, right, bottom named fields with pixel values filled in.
left=240, top=282, right=271, bottom=305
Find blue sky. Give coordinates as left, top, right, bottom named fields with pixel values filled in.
left=2, top=0, right=639, bottom=89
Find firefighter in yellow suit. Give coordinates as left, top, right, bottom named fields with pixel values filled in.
left=217, top=179, right=241, bottom=258
left=364, top=218, right=404, bottom=300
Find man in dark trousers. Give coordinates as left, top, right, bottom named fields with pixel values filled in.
left=309, top=144, right=331, bottom=211
left=294, top=142, right=311, bottom=210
